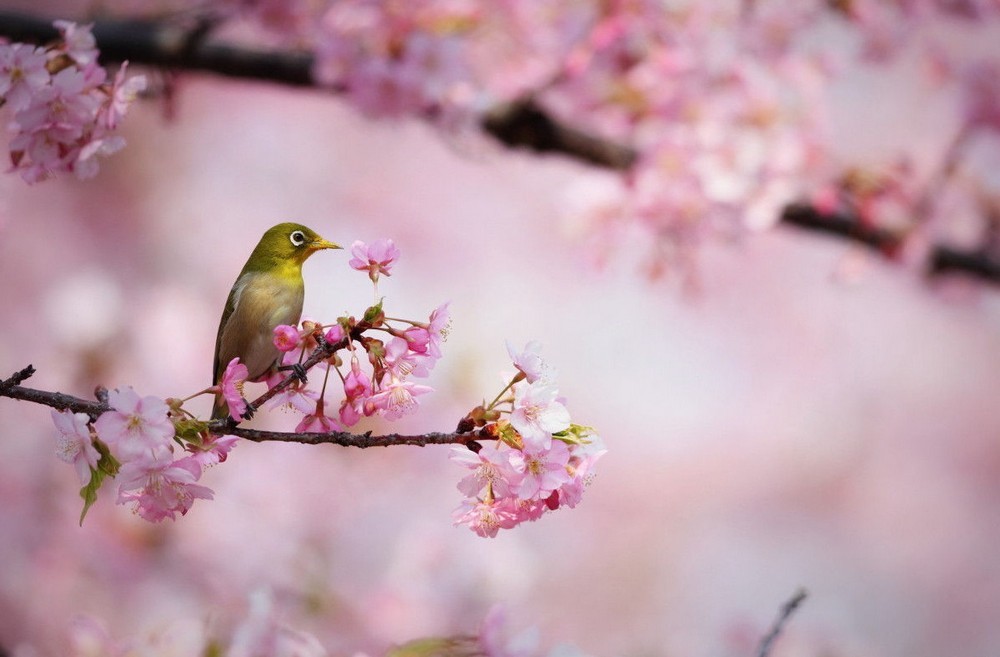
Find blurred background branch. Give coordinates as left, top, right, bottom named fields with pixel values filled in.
left=1, top=8, right=998, bottom=286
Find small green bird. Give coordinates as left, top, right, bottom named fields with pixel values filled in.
left=213, top=222, right=341, bottom=420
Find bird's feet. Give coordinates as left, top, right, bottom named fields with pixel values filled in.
left=278, top=363, right=308, bottom=384
left=241, top=400, right=256, bottom=421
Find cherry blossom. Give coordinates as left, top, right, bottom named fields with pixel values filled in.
left=219, top=357, right=250, bottom=420
left=452, top=498, right=518, bottom=538
left=0, top=42, right=48, bottom=111
left=93, top=387, right=175, bottom=462
left=509, top=440, right=572, bottom=501
left=272, top=324, right=301, bottom=352
left=348, top=238, right=400, bottom=284
left=51, top=409, right=100, bottom=485
left=450, top=443, right=514, bottom=498
left=509, top=382, right=570, bottom=451
left=506, top=340, right=552, bottom=384
left=116, top=454, right=213, bottom=522
left=367, top=376, right=433, bottom=419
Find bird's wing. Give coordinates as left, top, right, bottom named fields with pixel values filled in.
left=212, top=274, right=247, bottom=385
left=216, top=272, right=304, bottom=383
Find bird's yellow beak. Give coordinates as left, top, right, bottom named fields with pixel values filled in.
left=310, top=238, right=342, bottom=252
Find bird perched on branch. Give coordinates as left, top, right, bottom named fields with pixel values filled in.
left=213, top=222, right=341, bottom=420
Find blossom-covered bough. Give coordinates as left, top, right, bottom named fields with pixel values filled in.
left=3, top=6, right=1000, bottom=285
left=0, top=238, right=605, bottom=534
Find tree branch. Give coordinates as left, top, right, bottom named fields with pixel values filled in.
left=756, top=588, right=808, bottom=657
left=781, top=204, right=1000, bottom=283
left=2, top=10, right=999, bottom=284
left=1, top=365, right=485, bottom=448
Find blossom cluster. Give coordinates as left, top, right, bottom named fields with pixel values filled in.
left=450, top=341, right=605, bottom=538
left=0, top=21, right=146, bottom=182
left=51, top=388, right=233, bottom=523
left=47, top=238, right=605, bottom=534
left=216, top=239, right=448, bottom=431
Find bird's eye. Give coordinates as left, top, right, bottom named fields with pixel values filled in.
left=289, top=230, right=306, bottom=247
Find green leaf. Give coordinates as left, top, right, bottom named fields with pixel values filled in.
left=553, top=423, right=596, bottom=446
left=79, top=468, right=105, bottom=526
left=363, top=299, right=385, bottom=325
left=385, top=636, right=481, bottom=657
left=79, top=440, right=120, bottom=525
left=174, top=418, right=209, bottom=443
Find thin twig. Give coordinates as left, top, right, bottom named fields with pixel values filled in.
left=756, top=588, right=808, bottom=657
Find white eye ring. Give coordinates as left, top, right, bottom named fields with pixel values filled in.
left=289, top=230, right=306, bottom=247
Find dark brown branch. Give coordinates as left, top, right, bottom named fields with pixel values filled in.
left=781, top=204, right=1000, bottom=283
left=1, top=366, right=484, bottom=448
left=756, top=588, right=808, bottom=657
left=220, top=426, right=484, bottom=448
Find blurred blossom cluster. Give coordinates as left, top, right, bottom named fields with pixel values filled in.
left=65, top=599, right=585, bottom=657
left=0, top=21, right=146, bottom=182
left=216, top=0, right=1000, bottom=283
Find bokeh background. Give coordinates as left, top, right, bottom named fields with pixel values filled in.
left=3, top=5, right=1000, bottom=657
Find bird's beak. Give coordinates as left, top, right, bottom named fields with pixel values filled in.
left=310, top=238, right=342, bottom=252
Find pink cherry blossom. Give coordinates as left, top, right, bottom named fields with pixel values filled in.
left=505, top=340, right=552, bottom=384
left=384, top=336, right=429, bottom=379
left=556, top=447, right=605, bottom=510
left=402, top=326, right=431, bottom=354
left=116, top=455, right=213, bottom=522
left=324, top=323, right=346, bottom=344
left=509, top=440, right=572, bottom=501
left=190, top=434, right=240, bottom=468
left=272, top=324, right=301, bottom=352
left=220, top=357, right=250, bottom=420
left=450, top=443, right=514, bottom=498
left=452, top=498, right=518, bottom=538
left=102, top=61, right=147, bottom=130
left=367, top=376, right=433, bottom=420
left=425, top=301, right=450, bottom=360
left=51, top=409, right=100, bottom=485
left=348, top=238, right=399, bottom=283
left=73, top=135, right=125, bottom=180
left=0, top=42, right=49, bottom=111
left=509, top=382, right=570, bottom=451
left=54, top=20, right=99, bottom=66
left=93, top=387, right=175, bottom=462
left=264, top=373, right=320, bottom=414
left=339, top=356, right=373, bottom=426
left=295, top=406, right=343, bottom=433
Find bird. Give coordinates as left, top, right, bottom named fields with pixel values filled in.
left=212, top=222, right=341, bottom=420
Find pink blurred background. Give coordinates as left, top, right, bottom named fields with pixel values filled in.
left=3, top=13, right=1000, bottom=656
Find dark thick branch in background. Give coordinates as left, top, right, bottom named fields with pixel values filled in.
left=1, top=365, right=485, bottom=448
left=1, top=10, right=998, bottom=284
left=781, top=204, right=1000, bottom=283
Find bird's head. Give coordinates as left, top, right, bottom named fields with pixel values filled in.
left=246, top=222, right=342, bottom=272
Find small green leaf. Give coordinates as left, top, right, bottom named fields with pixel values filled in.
left=79, top=468, right=105, bottom=526
left=385, top=636, right=480, bottom=657
left=363, top=299, right=385, bottom=325
left=174, top=418, right=209, bottom=443
left=79, top=440, right=120, bottom=525
left=553, top=423, right=596, bottom=446
left=93, top=438, right=120, bottom=477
